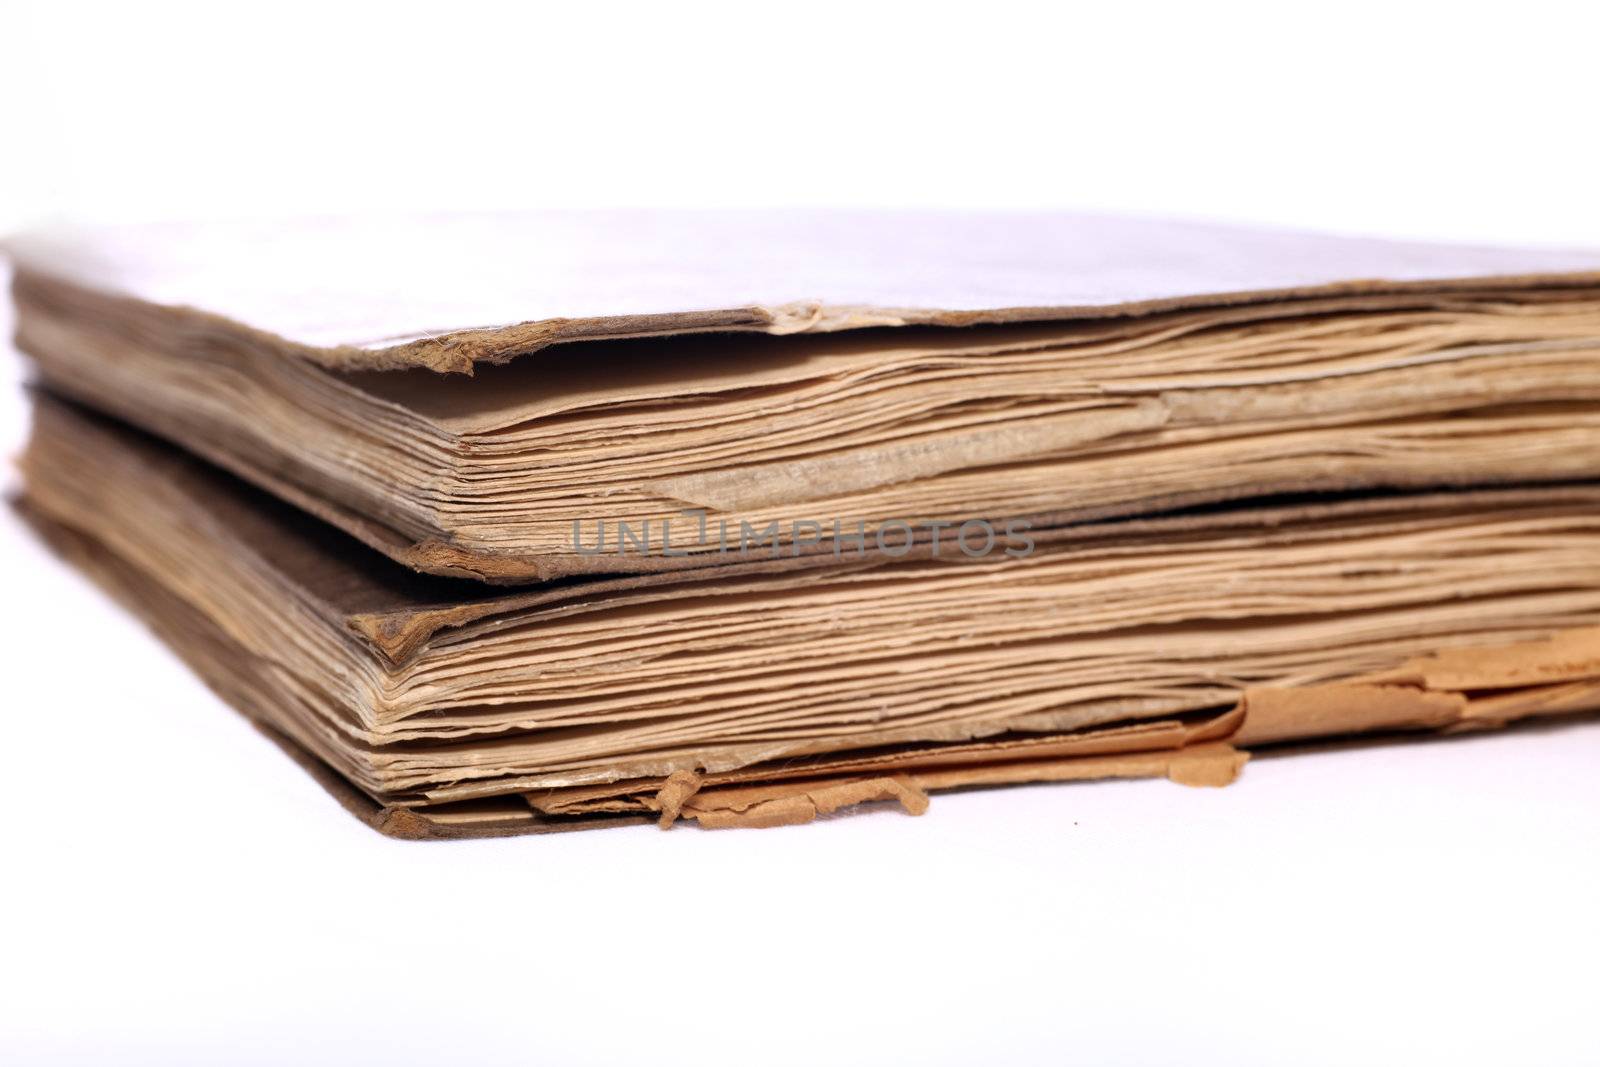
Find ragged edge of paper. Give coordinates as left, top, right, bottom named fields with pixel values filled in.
left=19, top=264, right=1600, bottom=376
left=638, top=748, right=1245, bottom=830
left=537, top=710, right=1242, bottom=812
left=539, top=627, right=1600, bottom=831
left=11, top=496, right=660, bottom=840
left=683, top=776, right=933, bottom=830
left=1360, top=626, right=1600, bottom=691
left=525, top=713, right=1251, bottom=829
left=32, top=363, right=1600, bottom=592
left=18, top=455, right=1600, bottom=837
left=1235, top=625, right=1600, bottom=744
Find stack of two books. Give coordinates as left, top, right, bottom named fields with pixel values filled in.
left=10, top=211, right=1600, bottom=837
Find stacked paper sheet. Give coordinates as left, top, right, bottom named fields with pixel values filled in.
left=9, top=211, right=1600, bottom=835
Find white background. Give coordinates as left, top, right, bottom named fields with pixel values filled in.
left=3, top=2, right=1598, bottom=1064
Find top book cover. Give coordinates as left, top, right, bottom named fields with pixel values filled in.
left=10, top=210, right=1600, bottom=582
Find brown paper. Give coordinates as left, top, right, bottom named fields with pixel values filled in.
left=12, top=212, right=1600, bottom=582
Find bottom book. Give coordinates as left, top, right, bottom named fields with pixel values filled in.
left=19, top=394, right=1600, bottom=837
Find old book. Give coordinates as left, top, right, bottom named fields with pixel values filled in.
left=19, top=397, right=1600, bottom=837
left=9, top=211, right=1600, bottom=581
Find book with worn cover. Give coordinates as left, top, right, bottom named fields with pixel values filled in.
left=11, top=211, right=1600, bottom=580
left=18, top=397, right=1600, bottom=836
left=9, top=211, right=1600, bottom=835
